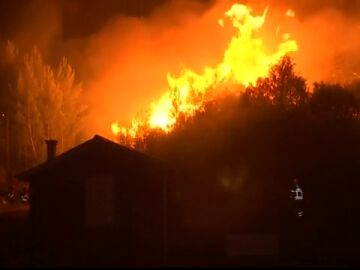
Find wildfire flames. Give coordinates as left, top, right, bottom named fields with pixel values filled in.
left=111, top=3, right=298, bottom=145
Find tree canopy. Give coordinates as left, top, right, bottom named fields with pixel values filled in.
left=0, top=41, right=87, bottom=171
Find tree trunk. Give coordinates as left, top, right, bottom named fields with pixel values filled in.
left=26, top=102, right=37, bottom=163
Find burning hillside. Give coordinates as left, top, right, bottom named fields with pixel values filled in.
left=2, top=2, right=360, bottom=267
left=111, top=3, right=298, bottom=146
left=1, top=0, right=360, bottom=165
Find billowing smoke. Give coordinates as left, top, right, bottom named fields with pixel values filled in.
left=74, top=0, right=226, bottom=137
left=237, top=0, right=360, bottom=84
left=2, top=0, right=360, bottom=137
left=277, top=0, right=360, bottom=85
left=68, top=0, right=360, bottom=137
left=1, top=0, right=63, bottom=64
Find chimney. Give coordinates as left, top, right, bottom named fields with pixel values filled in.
left=45, top=140, right=58, bottom=162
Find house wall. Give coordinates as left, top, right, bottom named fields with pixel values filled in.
left=29, top=176, right=85, bottom=265
left=121, top=167, right=165, bottom=265
left=29, top=167, right=166, bottom=267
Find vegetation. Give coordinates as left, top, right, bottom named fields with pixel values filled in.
left=1, top=43, right=360, bottom=246
left=139, top=56, right=360, bottom=248
left=0, top=41, right=87, bottom=189
left=0, top=44, right=360, bottom=265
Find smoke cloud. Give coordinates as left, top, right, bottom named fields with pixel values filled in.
left=2, top=0, right=360, bottom=137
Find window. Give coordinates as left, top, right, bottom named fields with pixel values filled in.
left=85, top=175, right=115, bottom=227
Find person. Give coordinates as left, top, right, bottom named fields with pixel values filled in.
left=291, top=178, right=304, bottom=201
left=291, top=178, right=304, bottom=218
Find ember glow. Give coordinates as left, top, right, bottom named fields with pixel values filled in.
left=111, top=3, right=298, bottom=144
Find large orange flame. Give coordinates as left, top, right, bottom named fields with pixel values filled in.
left=111, top=3, right=298, bottom=145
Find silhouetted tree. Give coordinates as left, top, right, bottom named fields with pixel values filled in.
left=246, top=56, right=308, bottom=109
left=310, top=82, right=360, bottom=120
left=140, top=56, right=360, bottom=248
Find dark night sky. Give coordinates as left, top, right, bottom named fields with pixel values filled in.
left=0, top=0, right=359, bottom=43
left=61, top=0, right=173, bottom=38
left=0, top=0, right=169, bottom=38
left=0, top=0, right=219, bottom=41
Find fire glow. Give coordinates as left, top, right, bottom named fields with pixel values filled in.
left=111, top=3, right=298, bottom=144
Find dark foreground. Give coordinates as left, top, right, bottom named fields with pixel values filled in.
left=1, top=207, right=360, bottom=268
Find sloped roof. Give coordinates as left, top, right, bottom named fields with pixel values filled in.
left=16, top=135, right=170, bottom=182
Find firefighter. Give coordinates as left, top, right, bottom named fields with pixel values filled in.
left=290, top=178, right=304, bottom=218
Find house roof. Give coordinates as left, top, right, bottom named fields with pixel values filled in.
left=16, top=135, right=171, bottom=182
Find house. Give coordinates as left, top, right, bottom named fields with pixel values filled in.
left=16, top=135, right=173, bottom=267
